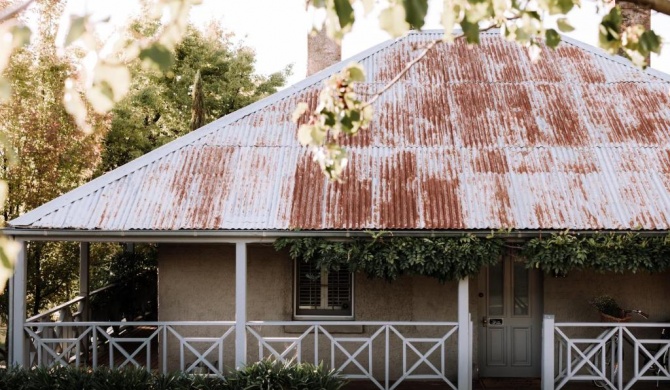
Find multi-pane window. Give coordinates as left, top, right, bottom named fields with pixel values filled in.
left=295, top=260, right=353, bottom=318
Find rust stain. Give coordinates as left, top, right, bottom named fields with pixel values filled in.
left=473, top=149, right=509, bottom=173
left=187, top=146, right=234, bottom=228
left=422, top=177, right=463, bottom=229
left=660, top=150, right=670, bottom=173
left=492, top=175, right=514, bottom=227
left=556, top=46, right=607, bottom=83
left=289, top=152, right=325, bottom=229
left=533, top=84, right=589, bottom=146
left=324, top=153, right=373, bottom=228
left=378, top=151, right=419, bottom=228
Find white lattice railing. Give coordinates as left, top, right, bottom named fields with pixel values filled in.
left=543, top=315, right=670, bottom=390
left=24, top=321, right=235, bottom=376
left=246, top=321, right=460, bottom=390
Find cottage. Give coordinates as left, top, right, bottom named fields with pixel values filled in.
left=5, top=29, right=670, bottom=390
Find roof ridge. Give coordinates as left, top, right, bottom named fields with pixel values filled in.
left=411, top=29, right=670, bottom=83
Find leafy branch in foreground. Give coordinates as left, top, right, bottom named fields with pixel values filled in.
left=300, top=0, right=664, bottom=180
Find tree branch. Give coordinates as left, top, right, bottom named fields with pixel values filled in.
left=621, top=0, right=670, bottom=16
left=0, top=0, right=36, bottom=23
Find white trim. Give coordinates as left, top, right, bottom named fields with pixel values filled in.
left=235, top=242, right=247, bottom=367
left=6, top=228, right=670, bottom=242
left=10, top=240, right=27, bottom=366
left=457, top=277, right=470, bottom=390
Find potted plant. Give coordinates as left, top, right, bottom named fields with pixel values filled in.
left=589, top=295, right=631, bottom=322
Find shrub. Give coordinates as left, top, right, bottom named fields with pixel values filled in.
left=226, top=360, right=345, bottom=390
left=0, top=361, right=346, bottom=390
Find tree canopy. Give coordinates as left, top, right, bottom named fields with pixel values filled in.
left=98, top=22, right=290, bottom=173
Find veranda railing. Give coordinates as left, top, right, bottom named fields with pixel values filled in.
left=542, top=315, right=670, bottom=390
left=25, top=319, right=467, bottom=389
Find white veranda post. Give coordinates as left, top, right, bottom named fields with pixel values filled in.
left=235, top=242, right=247, bottom=367
left=458, top=276, right=470, bottom=390
left=79, top=242, right=90, bottom=321
left=10, top=240, right=27, bottom=366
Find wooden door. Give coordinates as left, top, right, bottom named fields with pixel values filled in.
left=477, top=253, right=543, bottom=377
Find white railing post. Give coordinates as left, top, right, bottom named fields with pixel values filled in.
left=235, top=242, right=247, bottom=367
left=10, top=240, right=27, bottom=367
left=458, top=277, right=470, bottom=390
left=542, top=315, right=555, bottom=390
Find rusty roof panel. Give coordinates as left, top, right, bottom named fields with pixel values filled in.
left=10, top=31, right=670, bottom=232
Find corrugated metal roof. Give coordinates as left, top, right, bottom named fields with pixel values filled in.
left=9, top=31, right=670, bottom=231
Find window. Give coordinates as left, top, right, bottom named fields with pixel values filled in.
left=294, top=260, right=353, bottom=319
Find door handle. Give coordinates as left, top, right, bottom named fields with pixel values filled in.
left=482, top=316, right=487, bottom=327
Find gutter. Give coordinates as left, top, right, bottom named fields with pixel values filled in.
left=2, top=228, right=669, bottom=243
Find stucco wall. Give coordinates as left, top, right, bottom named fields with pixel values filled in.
left=158, top=243, right=460, bottom=377
left=159, top=244, right=670, bottom=380
left=544, top=270, right=670, bottom=322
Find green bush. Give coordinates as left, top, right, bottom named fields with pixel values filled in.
left=226, top=360, right=345, bottom=390
left=0, top=360, right=346, bottom=390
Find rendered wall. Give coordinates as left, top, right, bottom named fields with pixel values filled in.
left=158, top=243, right=670, bottom=380
left=158, top=243, right=460, bottom=378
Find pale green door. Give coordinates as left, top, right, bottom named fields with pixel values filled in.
left=477, top=253, right=543, bottom=377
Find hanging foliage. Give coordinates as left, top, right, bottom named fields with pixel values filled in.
left=275, top=235, right=505, bottom=282
left=276, top=232, right=670, bottom=282
left=522, top=232, right=670, bottom=275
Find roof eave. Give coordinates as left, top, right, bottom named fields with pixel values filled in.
left=3, top=227, right=669, bottom=243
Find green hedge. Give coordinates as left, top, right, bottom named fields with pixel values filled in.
left=0, top=360, right=346, bottom=390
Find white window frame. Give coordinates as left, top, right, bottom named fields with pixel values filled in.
left=293, top=260, right=354, bottom=320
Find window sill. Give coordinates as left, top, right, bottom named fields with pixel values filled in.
left=283, top=324, right=364, bottom=334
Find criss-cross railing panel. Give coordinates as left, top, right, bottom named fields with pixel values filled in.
left=24, top=321, right=235, bottom=377
left=246, top=321, right=459, bottom=390
left=546, top=320, right=670, bottom=390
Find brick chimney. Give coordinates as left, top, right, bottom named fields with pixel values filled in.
left=618, top=0, right=651, bottom=31
left=307, top=27, right=341, bottom=76
left=617, top=0, right=651, bottom=63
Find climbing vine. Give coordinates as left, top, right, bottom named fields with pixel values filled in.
left=275, top=232, right=670, bottom=282
left=523, top=232, right=670, bottom=275
left=275, top=234, right=504, bottom=282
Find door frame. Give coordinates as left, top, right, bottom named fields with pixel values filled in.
left=476, top=251, right=544, bottom=378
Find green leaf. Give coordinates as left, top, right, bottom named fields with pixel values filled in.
left=639, top=30, right=661, bottom=55
left=380, top=4, right=410, bottom=37
left=345, top=63, right=366, bottom=82
left=555, top=0, right=576, bottom=14
left=65, top=15, right=88, bottom=46
left=333, top=0, right=355, bottom=29
left=139, top=43, right=175, bottom=72
left=545, top=29, right=561, bottom=48
left=599, top=7, right=622, bottom=53
left=403, top=0, right=429, bottom=29
left=556, top=18, right=575, bottom=33
left=460, top=18, right=480, bottom=44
